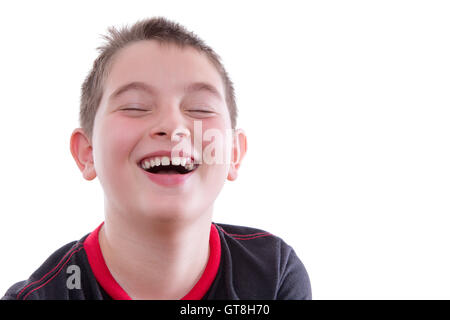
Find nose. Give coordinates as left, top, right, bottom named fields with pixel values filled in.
left=149, top=105, right=191, bottom=142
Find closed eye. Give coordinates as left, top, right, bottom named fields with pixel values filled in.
left=188, top=110, right=214, bottom=113
left=122, top=108, right=147, bottom=111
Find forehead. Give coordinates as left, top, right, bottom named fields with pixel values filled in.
left=103, top=40, right=224, bottom=100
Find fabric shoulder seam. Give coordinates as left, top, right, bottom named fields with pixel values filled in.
left=16, top=243, right=84, bottom=300
left=216, top=225, right=274, bottom=241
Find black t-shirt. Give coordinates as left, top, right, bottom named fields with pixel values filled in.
left=2, top=222, right=311, bottom=300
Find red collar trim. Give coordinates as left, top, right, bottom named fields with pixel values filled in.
left=83, top=222, right=221, bottom=300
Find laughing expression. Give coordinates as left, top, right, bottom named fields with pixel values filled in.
left=89, top=40, right=237, bottom=222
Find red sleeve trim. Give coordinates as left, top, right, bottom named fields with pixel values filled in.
left=16, top=243, right=84, bottom=300
left=83, top=222, right=221, bottom=300
left=23, top=246, right=85, bottom=300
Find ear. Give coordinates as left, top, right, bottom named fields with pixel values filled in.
left=70, top=128, right=97, bottom=181
left=227, top=128, right=248, bottom=181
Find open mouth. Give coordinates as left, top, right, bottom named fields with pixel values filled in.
left=138, top=156, right=200, bottom=175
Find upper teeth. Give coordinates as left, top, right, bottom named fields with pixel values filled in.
left=140, top=156, right=195, bottom=171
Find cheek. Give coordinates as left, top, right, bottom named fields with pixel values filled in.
left=200, top=121, right=233, bottom=167
left=93, top=117, right=141, bottom=184
left=197, top=122, right=233, bottom=191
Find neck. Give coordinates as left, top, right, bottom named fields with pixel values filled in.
left=99, top=207, right=213, bottom=300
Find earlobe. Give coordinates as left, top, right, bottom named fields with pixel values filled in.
left=70, top=128, right=97, bottom=181
left=227, top=169, right=237, bottom=181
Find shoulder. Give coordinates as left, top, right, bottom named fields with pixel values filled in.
left=215, top=223, right=275, bottom=241
left=213, top=222, right=312, bottom=299
left=1, top=234, right=88, bottom=300
left=214, top=222, right=293, bottom=257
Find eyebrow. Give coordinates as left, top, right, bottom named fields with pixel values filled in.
left=109, top=82, right=156, bottom=101
left=185, top=82, right=223, bottom=100
left=108, top=81, right=223, bottom=101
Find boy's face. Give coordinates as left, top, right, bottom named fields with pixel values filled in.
left=71, top=40, right=246, bottom=223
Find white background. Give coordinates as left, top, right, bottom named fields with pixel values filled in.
left=0, top=0, right=449, bottom=299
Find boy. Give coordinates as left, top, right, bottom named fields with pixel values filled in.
left=2, top=17, right=311, bottom=300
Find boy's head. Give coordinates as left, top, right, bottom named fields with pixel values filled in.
left=70, top=17, right=247, bottom=224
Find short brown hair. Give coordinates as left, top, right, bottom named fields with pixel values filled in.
left=80, top=17, right=237, bottom=140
